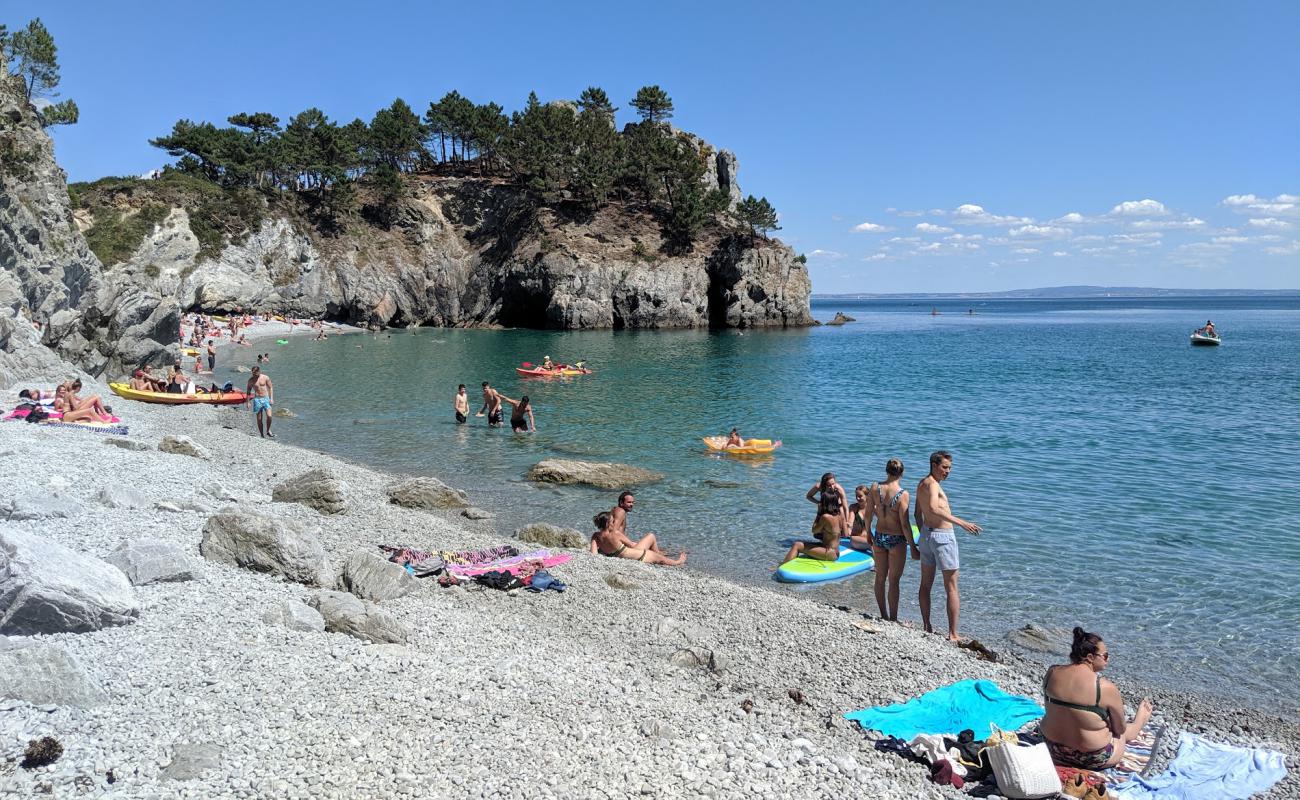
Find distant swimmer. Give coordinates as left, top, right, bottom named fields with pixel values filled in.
left=454, top=384, right=469, bottom=424
left=931, top=307, right=941, bottom=316
left=476, top=381, right=503, bottom=427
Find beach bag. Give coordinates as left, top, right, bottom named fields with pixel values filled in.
left=983, top=724, right=1061, bottom=799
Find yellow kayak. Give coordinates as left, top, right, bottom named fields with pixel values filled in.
left=183, top=348, right=200, bottom=357
left=702, top=436, right=782, bottom=455
left=109, top=382, right=251, bottom=406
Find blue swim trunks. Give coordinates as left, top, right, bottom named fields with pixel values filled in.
left=252, top=397, right=271, bottom=414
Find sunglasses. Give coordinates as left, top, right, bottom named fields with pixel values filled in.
left=1094, top=651, right=1110, bottom=661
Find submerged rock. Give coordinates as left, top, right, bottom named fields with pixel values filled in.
left=525, top=458, right=663, bottom=489
left=1007, top=623, right=1072, bottom=656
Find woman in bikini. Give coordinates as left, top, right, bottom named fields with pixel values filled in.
left=781, top=490, right=845, bottom=565
left=53, top=384, right=112, bottom=423
left=805, top=471, right=850, bottom=530
left=867, top=459, right=914, bottom=621
left=1041, top=627, right=1153, bottom=770
left=589, top=512, right=687, bottom=566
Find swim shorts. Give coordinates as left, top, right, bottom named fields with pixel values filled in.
left=918, top=527, right=959, bottom=571
left=455, top=411, right=467, bottom=424
left=488, top=410, right=502, bottom=425
left=252, top=397, right=271, bottom=414
left=511, top=419, right=527, bottom=432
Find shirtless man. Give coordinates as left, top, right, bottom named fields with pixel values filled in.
left=206, top=339, right=216, bottom=373
left=608, top=491, right=664, bottom=555
left=246, top=366, right=275, bottom=438
left=915, top=450, right=982, bottom=641
left=454, top=384, right=469, bottom=424
left=475, top=381, right=503, bottom=427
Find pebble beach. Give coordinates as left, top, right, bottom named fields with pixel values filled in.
left=1, top=371, right=1297, bottom=799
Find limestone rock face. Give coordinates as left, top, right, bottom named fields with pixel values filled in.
left=387, top=476, right=469, bottom=510
left=515, top=523, right=586, bottom=550
left=0, top=638, right=106, bottom=706
left=310, top=590, right=408, bottom=644
left=0, top=55, right=176, bottom=378
left=105, top=539, right=195, bottom=585
left=526, top=458, right=663, bottom=489
left=339, top=550, right=419, bottom=602
left=0, top=529, right=139, bottom=635
left=271, top=468, right=349, bottom=515
left=199, top=508, right=330, bottom=586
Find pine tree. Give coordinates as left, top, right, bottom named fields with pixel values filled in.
left=577, top=86, right=617, bottom=119
left=4, top=18, right=77, bottom=128
left=736, top=195, right=780, bottom=240
left=629, top=85, right=673, bottom=124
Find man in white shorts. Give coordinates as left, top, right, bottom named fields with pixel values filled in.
left=915, top=450, right=982, bottom=641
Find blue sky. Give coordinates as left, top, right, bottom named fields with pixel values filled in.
left=14, top=1, right=1299, bottom=292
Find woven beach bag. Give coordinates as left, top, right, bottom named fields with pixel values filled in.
left=983, top=724, right=1062, bottom=799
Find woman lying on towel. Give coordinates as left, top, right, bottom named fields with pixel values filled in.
left=589, top=511, right=687, bottom=566
left=1040, top=627, right=1153, bottom=769
left=54, top=382, right=114, bottom=423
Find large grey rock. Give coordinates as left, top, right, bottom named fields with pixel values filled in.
left=199, top=508, right=330, bottom=585
left=96, top=486, right=151, bottom=510
left=387, top=476, right=468, bottom=510
left=309, top=590, right=408, bottom=644
left=0, top=638, right=106, bottom=706
left=160, top=743, right=223, bottom=781
left=105, top=539, right=195, bottom=585
left=515, top=522, right=586, bottom=550
left=261, top=599, right=326, bottom=633
left=525, top=458, right=663, bottom=489
left=271, top=468, right=348, bottom=515
left=158, top=434, right=210, bottom=459
left=102, top=437, right=151, bottom=452
left=0, top=529, right=139, bottom=634
left=339, top=550, right=419, bottom=602
left=824, top=312, right=855, bottom=326
left=460, top=506, right=492, bottom=520
left=4, top=494, right=83, bottom=521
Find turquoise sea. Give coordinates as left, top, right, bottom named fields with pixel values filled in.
left=234, top=296, right=1300, bottom=708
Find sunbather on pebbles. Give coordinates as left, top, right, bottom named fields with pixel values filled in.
left=589, top=511, right=686, bottom=565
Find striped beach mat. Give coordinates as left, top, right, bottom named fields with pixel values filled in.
left=1102, top=721, right=1166, bottom=784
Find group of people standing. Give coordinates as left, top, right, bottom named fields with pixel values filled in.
left=454, top=381, right=536, bottom=433
left=783, top=451, right=981, bottom=641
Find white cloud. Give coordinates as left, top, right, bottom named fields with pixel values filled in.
left=915, top=222, right=954, bottom=234
left=1223, top=193, right=1300, bottom=217
left=808, top=249, right=845, bottom=260
left=1264, top=240, right=1300, bottom=256
left=1009, top=224, right=1071, bottom=240
left=948, top=204, right=1031, bottom=226
left=1109, top=199, right=1168, bottom=217
left=1247, top=217, right=1294, bottom=230
left=1052, top=251, right=1068, bottom=257
left=829, top=214, right=844, bottom=222
left=1110, top=232, right=1163, bottom=243
left=1013, top=247, right=1039, bottom=254
left=886, top=208, right=928, bottom=217
left=917, top=242, right=942, bottom=252
left=888, top=236, right=921, bottom=244
left=852, top=221, right=892, bottom=233
left=1051, top=212, right=1089, bottom=224
left=945, top=233, right=983, bottom=242
left=1211, top=236, right=1249, bottom=244
left=1072, top=234, right=1105, bottom=243
left=862, top=253, right=889, bottom=261
left=1129, top=217, right=1205, bottom=230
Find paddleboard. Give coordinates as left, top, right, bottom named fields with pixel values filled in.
left=777, top=540, right=873, bottom=583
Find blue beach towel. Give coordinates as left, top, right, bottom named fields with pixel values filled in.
left=1112, top=732, right=1286, bottom=800
left=845, top=679, right=1044, bottom=740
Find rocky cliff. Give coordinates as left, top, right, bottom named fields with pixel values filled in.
left=0, top=51, right=177, bottom=385
left=73, top=162, right=811, bottom=332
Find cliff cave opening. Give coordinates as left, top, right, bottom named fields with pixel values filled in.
left=496, top=286, right=552, bottom=329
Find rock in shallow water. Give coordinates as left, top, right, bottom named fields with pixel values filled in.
left=0, top=529, right=139, bottom=635
left=525, top=458, right=663, bottom=489
left=199, top=508, right=330, bottom=586
left=105, top=539, right=195, bottom=585
left=387, top=476, right=469, bottom=509
left=1007, top=623, right=1072, bottom=655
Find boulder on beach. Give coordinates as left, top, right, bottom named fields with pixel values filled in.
left=515, top=522, right=586, bottom=550
left=1007, top=623, right=1072, bottom=655
left=261, top=599, right=326, bottom=633
left=0, top=529, right=139, bottom=635
left=339, top=550, right=419, bottom=602
left=387, top=476, right=469, bottom=510
left=525, top=458, right=663, bottom=489
left=824, top=312, right=855, bottom=326
left=105, top=539, right=196, bottom=585
left=102, top=437, right=151, bottom=452
left=158, top=434, right=210, bottom=459
left=0, top=638, right=106, bottom=707
left=96, top=486, right=152, bottom=510
left=2, top=494, right=83, bottom=521
left=310, top=590, right=408, bottom=644
left=271, top=468, right=349, bottom=515
left=199, top=508, right=331, bottom=586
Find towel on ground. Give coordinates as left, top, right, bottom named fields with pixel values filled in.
left=1101, top=721, right=1166, bottom=784
left=845, top=679, right=1044, bottom=740
left=908, top=734, right=968, bottom=776
left=1112, top=732, right=1286, bottom=800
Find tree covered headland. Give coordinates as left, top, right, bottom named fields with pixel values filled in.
left=148, top=86, right=781, bottom=251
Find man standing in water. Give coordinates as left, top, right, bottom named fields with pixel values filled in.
left=454, top=384, right=469, bottom=424
left=608, top=491, right=664, bottom=554
left=246, top=366, right=275, bottom=439
left=206, top=339, right=216, bottom=373
left=915, top=450, right=981, bottom=641
left=476, top=381, right=503, bottom=427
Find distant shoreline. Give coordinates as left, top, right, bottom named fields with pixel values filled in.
left=813, top=286, right=1300, bottom=300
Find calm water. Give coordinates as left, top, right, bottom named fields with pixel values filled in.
left=231, top=297, right=1300, bottom=708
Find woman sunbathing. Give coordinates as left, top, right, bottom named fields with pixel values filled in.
left=54, top=384, right=112, bottom=423
left=1041, top=627, right=1153, bottom=770
left=589, top=512, right=687, bottom=565
left=781, top=490, right=845, bottom=565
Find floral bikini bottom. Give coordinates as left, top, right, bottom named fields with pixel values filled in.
left=1045, top=738, right=1115, bottom=770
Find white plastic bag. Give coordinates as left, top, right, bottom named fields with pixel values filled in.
left=983, top=724, right=1062, bottom=799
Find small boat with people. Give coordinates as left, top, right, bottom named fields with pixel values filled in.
left=109, top=383, right=251, bottom=406
left=1190, top=319, right=1220, bottom=346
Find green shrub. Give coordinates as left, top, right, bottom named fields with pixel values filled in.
left=84, top=202, right=168, bottom=266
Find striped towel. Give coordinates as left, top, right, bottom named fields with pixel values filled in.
left=1102, top=721, right=1166, bottom=784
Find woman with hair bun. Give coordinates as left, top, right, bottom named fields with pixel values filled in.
left=1041, top=627, right=1153, bottom=769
